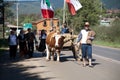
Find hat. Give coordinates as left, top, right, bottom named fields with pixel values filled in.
left=27, top=28, right=31, bottom=31
left=85, top=22, right=90, bottom=26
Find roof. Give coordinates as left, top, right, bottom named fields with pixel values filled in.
left=7, top=24, right=22, bottom=28
left=32, top=18, right=59, bottom=25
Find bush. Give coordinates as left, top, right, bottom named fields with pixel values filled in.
left=93, top=18, right=120, bottom=43
left=0, top=39, right=8, bottom=48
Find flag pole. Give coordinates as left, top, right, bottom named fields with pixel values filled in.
left=63, top=0, right=66, bottom=24
left=16, top=2, right=19, bottom=35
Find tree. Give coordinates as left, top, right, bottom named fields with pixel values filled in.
left=65, top=0, right=102, bottom=33
left=18, top=14, right=41, bottom=26
left=54, top=8, right=64, bottom=25
left=4, top=2, right=14, bottom=24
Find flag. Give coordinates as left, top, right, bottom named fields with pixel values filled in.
left=66, top=0, right=82, bottom=15
left=41, top=0, right=54, bottom=18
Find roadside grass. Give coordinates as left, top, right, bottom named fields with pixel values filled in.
left=0, top=38, right=9, bottom=56
left=93, top=40, right=120, bottom=48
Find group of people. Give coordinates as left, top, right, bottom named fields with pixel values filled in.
left=8, top=21, right=96, bottom=68
left=8, top=28, right=38, bottom=59
left=7, top=23, right=69, bottom=60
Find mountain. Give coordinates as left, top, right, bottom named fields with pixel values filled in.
left=9, top=0, right=64, bottom=14
left=8, top=0, right=120, bottom=15
left=101, top=0, right=120, bottom=9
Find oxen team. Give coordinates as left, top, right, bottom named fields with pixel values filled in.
left=44, top=30, right=80, bottom=62
left=44, top=27, right=96, bottom=63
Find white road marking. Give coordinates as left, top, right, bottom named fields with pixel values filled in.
left=93, top=54, right=120, bottom=64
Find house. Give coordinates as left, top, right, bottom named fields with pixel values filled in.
left=32, top=18, right=60, bottom=34
left=100, top=19, right=111, bottom=26
left=6, top=24, right=23, bottom=35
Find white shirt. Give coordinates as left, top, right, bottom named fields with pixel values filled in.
left=80, top=29, right=89, bottom=44
left=77, top=29, right=89, bottom=44
left=41, top=34, right=46, bottom=39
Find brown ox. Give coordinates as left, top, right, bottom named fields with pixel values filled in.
left=46, top=31, right=65, bottom=61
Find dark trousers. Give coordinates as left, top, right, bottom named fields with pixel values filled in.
left=39, top=39, right=46, bottom=52
left=9, top=45, right=17, bottom=59
left=19, top=42, right=27, bottom=57
left=27, top=42, right=34, bottom=57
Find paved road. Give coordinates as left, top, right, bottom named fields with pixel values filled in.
left=0, top=46, right=120, bottom=80
left=93, top=45, right=120, bottom=61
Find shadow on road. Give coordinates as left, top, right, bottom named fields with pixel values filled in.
left=60, top=55, right=75, bottom=62
left=0, top=51, right=57, bottom=80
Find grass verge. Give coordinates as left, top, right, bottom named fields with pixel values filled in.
left=0, top=38, right=9, bottom=56
left=93, top=40, right=120, bottom=48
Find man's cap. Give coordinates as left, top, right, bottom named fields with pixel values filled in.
left=85, top=22, right=90, bottom=25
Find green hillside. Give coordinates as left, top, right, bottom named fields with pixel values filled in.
left=8, top=0, right=120, bottom=15
left=101, top=0, right=120, bottom=9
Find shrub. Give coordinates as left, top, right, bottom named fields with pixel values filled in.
left=0, top=39, right=8, bottom=48
left=93, top=18, right=120, bottom=43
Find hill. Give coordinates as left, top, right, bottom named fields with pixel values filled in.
left=8, top=0, right=120, bottom=15
left=9, top=0, right=63, bottom=14
left=101, top=0, right=120, bottom=9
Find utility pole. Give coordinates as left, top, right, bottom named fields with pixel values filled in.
left=16, top=2, right=19, bottom=35
left=100, top=2, right=103, bottom=19
left=63, top=0, right=66, bottom=24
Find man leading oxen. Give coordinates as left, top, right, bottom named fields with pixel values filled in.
left=46, top=30, right=65, bottom=61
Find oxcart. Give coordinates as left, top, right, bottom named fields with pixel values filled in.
left=62, top=33, right=82, bottom=61
left=35, top=27, right=82, bottom=61
left=62, top=33, right=76, bottom=49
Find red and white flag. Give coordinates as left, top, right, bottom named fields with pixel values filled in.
left=41, top=0, right=54, bottom=18
left=66, top=0, right=82, bottom=15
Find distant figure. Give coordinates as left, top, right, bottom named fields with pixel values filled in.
left=61, top=24, right=69, bottom=34
left=17, top=29, right=27, bottom=57
left=39, top=29, right=47, bottom=53
left=8, top=30, right=18, bottom=59
left=25, top=28, right=38, bottom=58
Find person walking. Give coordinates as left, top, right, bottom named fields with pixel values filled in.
left=17, top=29, right=27, bottom=58
left=39, top=29, right=47, bottom=52
left=38, top=29, right=47, bottom=56
left=77, top=22, right=96, bottom=67
left=8, top=30, right=18, bottom=59
left=25, top=28, right=38, bottom=58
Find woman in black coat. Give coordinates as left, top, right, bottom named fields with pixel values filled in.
left=39, top=29, right=47, bottom=52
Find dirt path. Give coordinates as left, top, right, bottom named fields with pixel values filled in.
left=0, top=51, right=60, bottom=80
